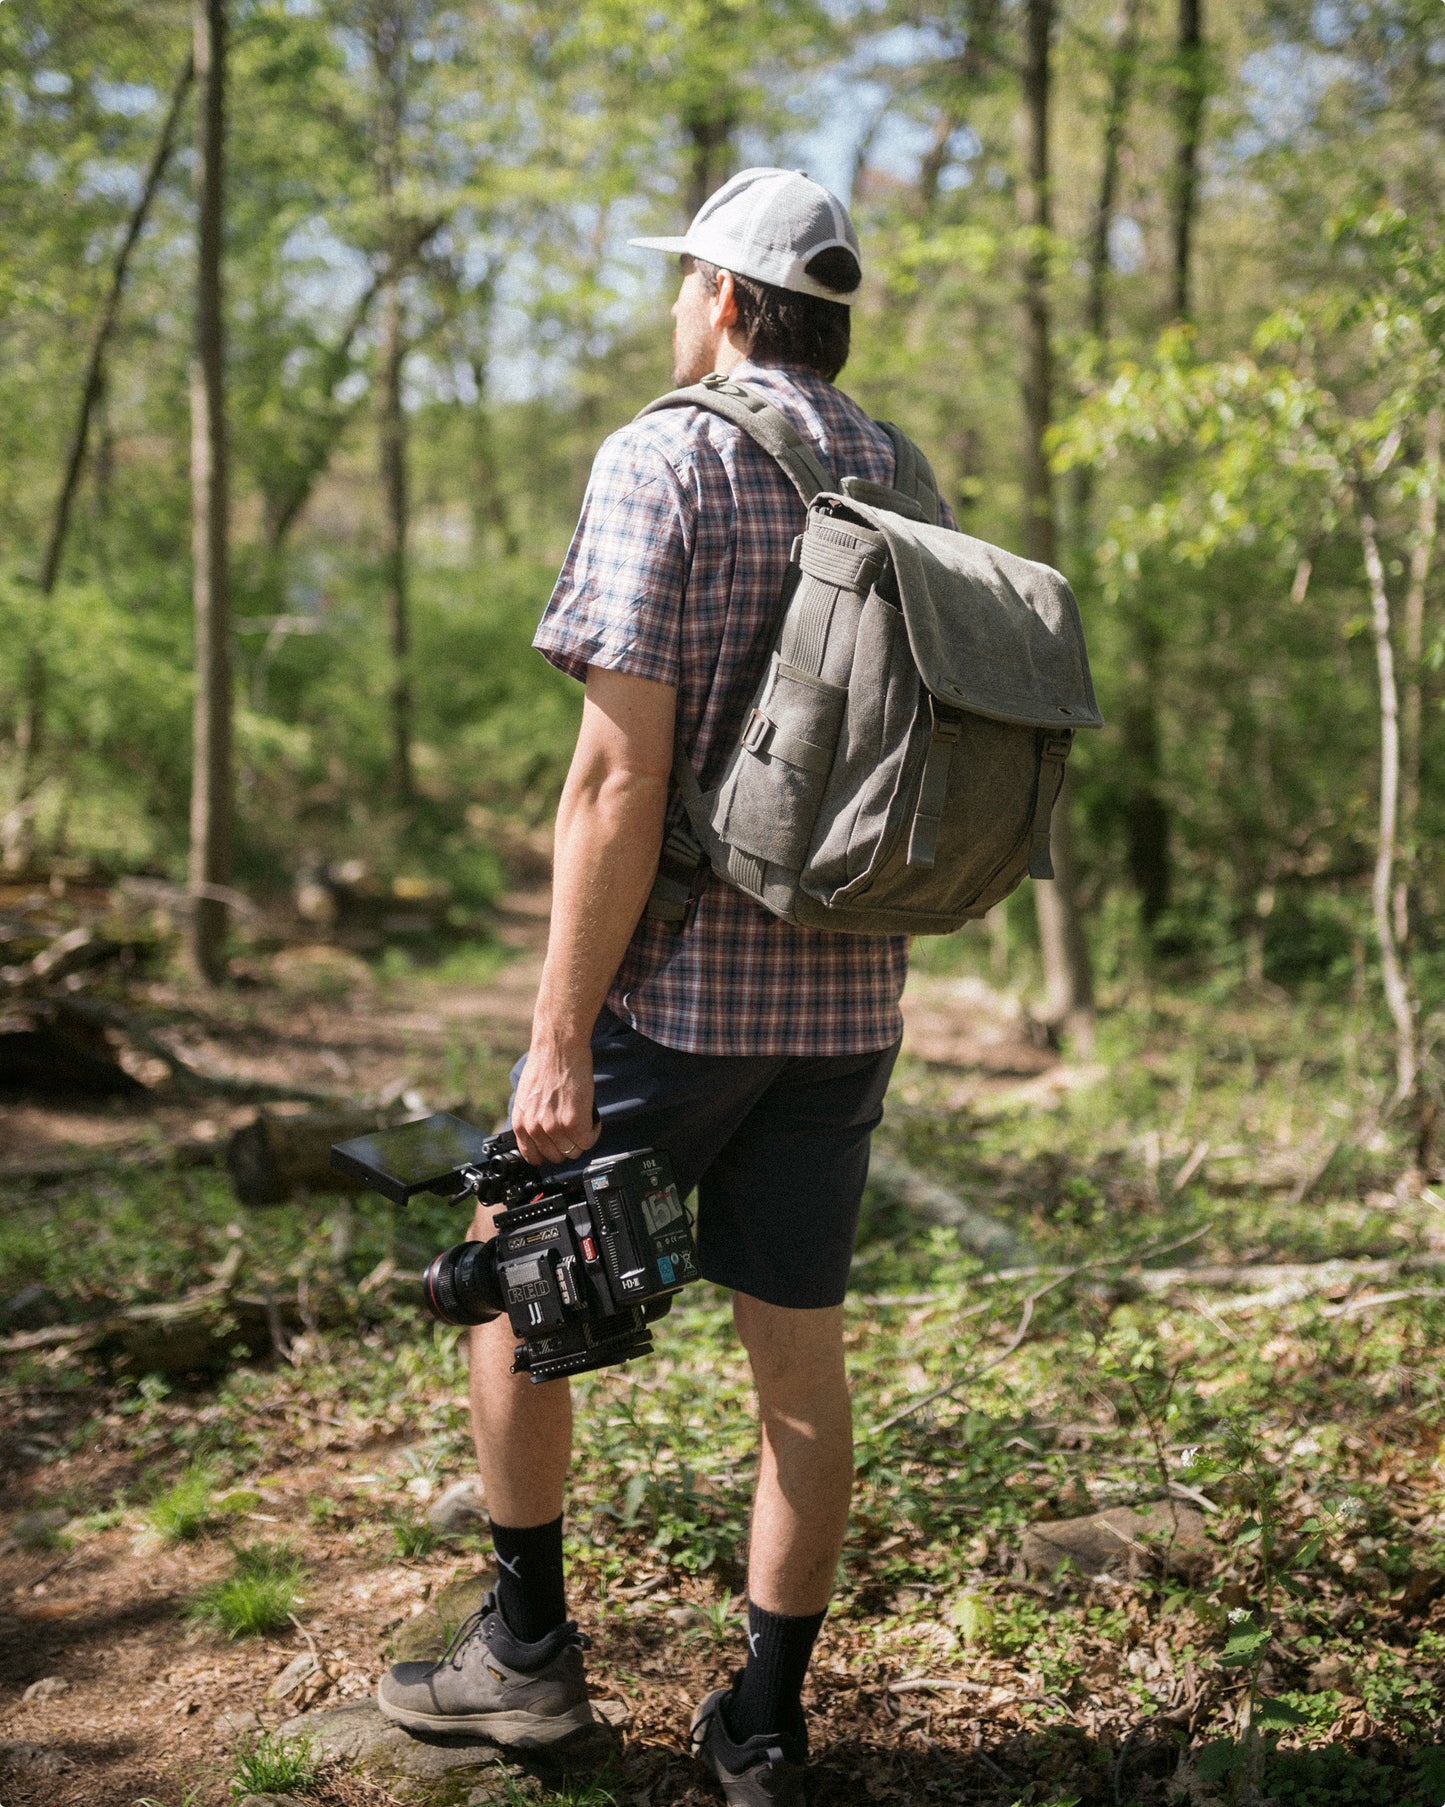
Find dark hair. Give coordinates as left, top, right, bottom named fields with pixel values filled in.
left=694, top=246, right=859, bottom=382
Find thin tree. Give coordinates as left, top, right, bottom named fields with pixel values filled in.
left=1171, top=0, right=1205, bottom=321
left=1395, top=403, right=1441, bottom=948
left=189, top=0, right=233, bottom=982
left=1359, top=494, right=1417, bottom=1105
left=11, top=53, right=194, bottom=862
left=372, top=0, right=414, bottom=805
left=1070, top=0, right=1142, bottom=539
left=1020, top=0, right=1095, bottom=1046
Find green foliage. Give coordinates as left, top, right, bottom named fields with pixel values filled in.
left=188, top=1540, right=306, bottom=1639
left=147, top=1461, right=222, bottom=1543
left=228, top=1730, right=318, bottom=1800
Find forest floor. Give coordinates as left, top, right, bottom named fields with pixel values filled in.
left=2, top=899, right=1445, bottom=1807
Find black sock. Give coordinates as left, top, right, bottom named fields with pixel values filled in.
left=489, top=1516, right=567, bottom=1645
left=726, top=1601, right=826, bottom=1743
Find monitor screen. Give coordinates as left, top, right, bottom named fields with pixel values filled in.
left=331, top=1113, right=498, bottom=1205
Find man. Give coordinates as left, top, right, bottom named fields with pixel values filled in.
left=378, top=168, right=950, bottom=1805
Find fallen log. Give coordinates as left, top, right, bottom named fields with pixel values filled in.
left=0, top=998, right=145, bottom=1097
left=868, top=1151, right=1033, bottom=1267
left=0, top=1248, right=350, bottom=1376
left=227, top=1107, right=405, bottom=1205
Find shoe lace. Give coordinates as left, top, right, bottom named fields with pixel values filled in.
left=440, top=1607, right=489, bottom=1667
left=439, top=1602, right=590, bottom=1669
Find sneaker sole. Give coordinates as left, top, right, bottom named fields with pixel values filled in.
left=376, top=1681, right=596, bottom=1747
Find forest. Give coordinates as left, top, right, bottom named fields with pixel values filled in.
left=1, top=1, right=1444, bottom=1804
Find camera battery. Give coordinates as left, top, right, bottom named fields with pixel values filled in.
left=583, top=1149, right=698, bottom=1301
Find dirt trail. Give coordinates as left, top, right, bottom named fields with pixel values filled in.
left=0, top=900, right=1066, bottom=1806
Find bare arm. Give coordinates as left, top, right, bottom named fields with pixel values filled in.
left=511, top=664, right=676, bottom=1166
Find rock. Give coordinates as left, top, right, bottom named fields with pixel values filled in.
left=266, top=1650, right=319, bottom=1701
left=2, top=1285, right=59, bottom=1331
left=275, top=1699, right=510, bottom=1784
left=0, top=1741, right=76, bottom=1776
left=389, top=1572, right=494, bottom=1663
left=277, top=1693, right=615, bottom=1794
left=9, top=1507, right=70, bottom=1548
left=1020, top=1501, right=1211, bottom=1581
left=21, top=1676, right=68, bottom=1702
left=426, top=1478, right=487, bottom=1536
left=594, top=1698, right=632, bottom=1730
left=665, top=1605, right=705, bottom=1628
left=1307, top=1653, right=1355, bottom=1693
left=216, top=1708, right=264, bottom=1738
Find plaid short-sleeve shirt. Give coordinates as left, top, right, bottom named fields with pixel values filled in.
left=534, top=360, right=919, bottom=1057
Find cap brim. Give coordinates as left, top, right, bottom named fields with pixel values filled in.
left=628, top=235, right=690, bottom=254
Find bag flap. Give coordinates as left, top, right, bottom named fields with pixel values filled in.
left=816, top=498, right=1104, bottom=731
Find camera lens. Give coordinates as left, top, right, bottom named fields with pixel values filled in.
left=421, top=1240, right=503, bottom=1326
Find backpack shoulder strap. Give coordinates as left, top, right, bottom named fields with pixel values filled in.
left=876, top=421, right=943, bottom=526
left=637, top=375, right=831, bottom=505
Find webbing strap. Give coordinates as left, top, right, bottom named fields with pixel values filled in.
left=798, top=532, right=883, bottom=591
left=907, top=699, right=964, bottom=869
left=741, top=707, right=834, bottom=776
left=639, top=375, right=831, bottom=505
left=879, top=422, right=942, bottom=526
left=1026, top=730, right=1074, bottom=881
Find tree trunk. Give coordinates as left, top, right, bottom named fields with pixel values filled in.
left=188, top=0, right=233, bottom=984
left=1171, top=0, right=1205, bottom=322
left=373, top=6, right=413, bottom=805
left=11, top=53, right=194, bottom=863
left=1035, top=771, right=1096, bottom=1049
left=1071, top=0, right=1142, bottom=537
left=1395, top=403, right=1441, bottom=948
left=1359, top=506, right=1417, bottom=1104
left=683, top=109, right=735, bottom=221
left=1019, top=0, right=1056, bottom=573
left=1122, top=609, right=1172, bottom=931
left=1021, top=0, right=1095, bottom=1043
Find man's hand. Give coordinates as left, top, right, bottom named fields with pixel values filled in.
left=511, top=1031, right=599, bottom=1168
left=514, top=664, right=676, bottom=1169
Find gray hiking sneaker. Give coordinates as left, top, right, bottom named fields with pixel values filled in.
left=377, top=1591, right=594, bottom=1747
left=690, top=1684, right=808, bottom=1806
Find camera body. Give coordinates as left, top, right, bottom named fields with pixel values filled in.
left=331, top=1114, right=699, bottom=1383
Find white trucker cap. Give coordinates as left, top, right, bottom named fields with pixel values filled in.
left=630, top=167, right=862, bottom=305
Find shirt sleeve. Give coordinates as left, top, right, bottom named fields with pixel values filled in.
left=533, top=426, right=694, bottom=688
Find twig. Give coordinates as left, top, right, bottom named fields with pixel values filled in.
left=1322, top=1287, right=1445, bottom=1320
left=863, top=1226, right=1212, bottom=1439
left=867, top=1287, right=1044, bottom=1439
left=1287, top=1137, right=1341, bottom=1206
left=1169, top=1139, right=1210, bottom=1193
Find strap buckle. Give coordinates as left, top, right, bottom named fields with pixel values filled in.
left=741, top=709, right=773, bottom=754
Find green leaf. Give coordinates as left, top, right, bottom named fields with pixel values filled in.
left=1253, top=1694, right=1309, bottom=1727
left=1220, top=1618, right=1271, bottom=1663
left=621, top=1473, right=647, bottom=1527
left=1193, top=1739, right=1242, bottom=1782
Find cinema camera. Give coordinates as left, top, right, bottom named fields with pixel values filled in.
left=331, top=1113, right=699, bottom=1383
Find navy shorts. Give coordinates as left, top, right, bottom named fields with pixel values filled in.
left=508, top=1009, right=900, bottom=1310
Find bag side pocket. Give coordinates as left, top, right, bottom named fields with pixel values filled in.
left=712, top=654, right=847, bottom=870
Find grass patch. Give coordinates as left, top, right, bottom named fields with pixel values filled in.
left=228, top=1729, right=318, bottom=1799
left=147, top=1460, right=259, bottom=1542
left=189, top=1540, right=306, bottom=1639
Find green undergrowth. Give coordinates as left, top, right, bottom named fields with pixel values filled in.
left=227, top=1729, right=318, bottom=1799
left=5, top=979, right=1445, bottom=1801
left=188, top=1539, right=307, bottom=1639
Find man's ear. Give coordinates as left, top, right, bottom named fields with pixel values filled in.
left=708, top=268, right=740, bottom=334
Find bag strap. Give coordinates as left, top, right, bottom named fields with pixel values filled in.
left=639, top=374, right=832, bottom=504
